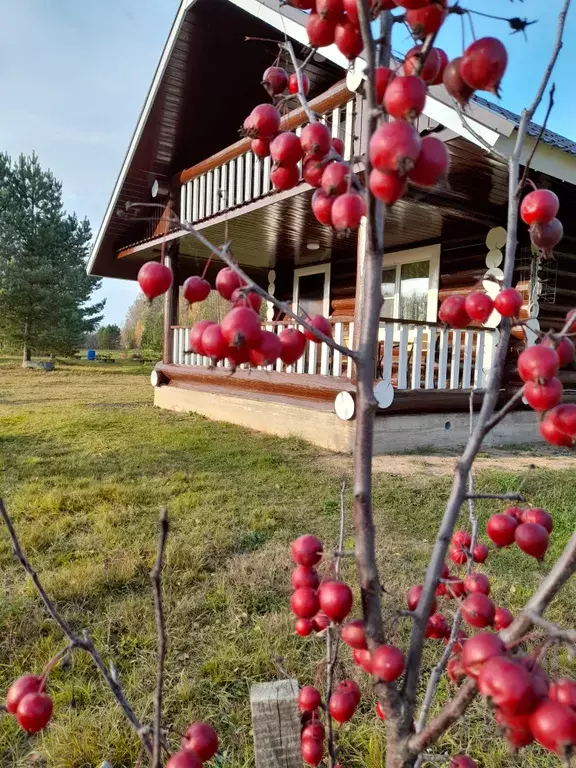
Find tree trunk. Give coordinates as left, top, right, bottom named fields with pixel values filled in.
left=22, top=341, right=31, bottom=366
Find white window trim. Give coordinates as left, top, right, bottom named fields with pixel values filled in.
left=293, top=263, right=332, bottom=317
left=381, top=244, right=440, bottom=323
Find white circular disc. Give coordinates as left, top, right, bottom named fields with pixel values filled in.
left=268, top=269, right=276, bottom=282
left=374, top=379, right=394, bottom=409
left=268, top=282, right=276, bottom=295
left=485, top=267, right=504, bottom=281
left=150, top=370, right=160, bottom=387
left=486, top=249, right=503, bottom=268
left=483, top=309, right=501, bottom=329
left=335, top=391, right=355, bottom=420
left=531, top=304, right=540, bottom=318
left=486, top=227, right=507, bottom=250
left=266, top=302, right=274, bottom=321
left=346, top=70, right=363, bottom=93
left=482, top=279, right=500, bottom=298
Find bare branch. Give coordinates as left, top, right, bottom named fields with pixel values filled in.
left=0, top=498, right=153, bottom=756
left=524, top=611, right=576, bottom=646
left=483, top=385, right=526, bottom=433
left=151, top=508, right=169, bottom=768
left=453, top=101, right=508, bottom=162
left=517, top=84, right=555, bottom=194
left=464, top=492, right=525, bottom=501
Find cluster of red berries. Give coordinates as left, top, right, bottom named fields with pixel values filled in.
left=298, top=681, right=360, bottom=765
left=520, top=188, right=563, bottom=257
left=5, top=674, right=53, bottom=734
left=439, top=286, right=522, bottom=329
left=454, top=632, right=576, bottom=756
left=290, top=535, right=354, bottom=633
left=486, top=505, right=552, bottom=560
left=167, top=722, right=219, bottom=768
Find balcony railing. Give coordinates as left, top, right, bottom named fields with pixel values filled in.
left=171, top=317, right=498, bottom=392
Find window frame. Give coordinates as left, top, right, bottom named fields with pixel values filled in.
left=293, top=263, right=332, bottom=317
left=380, top=244, right=441, bottom=323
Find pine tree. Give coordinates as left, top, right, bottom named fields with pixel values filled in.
left=0, top=153, right=104, bottom=363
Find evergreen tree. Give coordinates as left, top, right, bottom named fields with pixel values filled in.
left=0, top=153, right=104, bottom=363
left=96, top=324, right=121, bottom=350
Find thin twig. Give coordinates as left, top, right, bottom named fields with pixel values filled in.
left=453, top=102, right=508, bottom=161
left=0, top=498, right=153, bottom=756
left=483, top=385, right=526, bottom=432
left=517, top=84, right=556, bottom=195
left=524, top=611, right=576, bottom=646
left=151, top=508, right=169, bottom=768
left=464, top=492, right=525, bottom=501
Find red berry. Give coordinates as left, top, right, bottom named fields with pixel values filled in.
left=486, top=513, right=518, bottom=548
left=311, top=188, right=336, bottom=225
left=321, top=161, right=350, bottom=196
left=524, top=378, right=563, bottom=412
left=251, top=137, right=271, bottom=158
left=138, top=262, right=173, bottom=300
left=288, top=72, right=310, bottom=96
left=189, top=320, right=215, bottom=356
left=369, top=120, right=422, bottom=174
left=301, top=122, right=332, bottom=159
left=375, top=66, right=394, bottom=103
left=473, top=543, right=489, bottom=563
left=334, top=18, right=363, bottom=60
left=504, top=506, right=524, bottom=521
left=443, top=57, right=474, bottom=106
left=249, top=331, right=282, bottom=367
left=331, top=193, right=366, bottom=232
left=341, top=619, right=367, bottom=650
left=332, top=136, right=345, bottom=156
left=384, top=75, right=427, bottom=120
left=439, top=295, right=470, bottom=328
left=460, top=37, right=508, bottom=94
left=16, top=692, right=53, bottom=733
left=376, top=700, right=386, bottom=720
left=371, top=645, right=406, bottom=682
left=295, top=618, right=314, bottom=636
left=301, top=736, right=324, bottom=766
left=530, top=699, right=576, bottom=755
left=403, top=45, right=442, bottom=84
left=450, top=544, right=468, bottom=567
left=231, top=288, right=263, bottom=312
left=183, top=276, right=210, bottom=304
left=540, top=411, right=574, bottom=447
left=447, top=655, right=466, bottom=684
left=514, top=522, right=549, bottom=560
left=406, top=1, right=447, bottom=39
left=353, top=648, right=373, bottom=673
left=369, top=168, right=406, bottom=205
left=318, top=580, right=353, bottom=623
left=464, top=573, right=490, bottom=595
left=166, top=751, right=203, bottom=768
left=521, top=508, right=553, bottom=533
left=304, top=315, right=332, bottom=342
left=337, top=679, right=361, bottom=707
left=291, top=588, right=320, bottom=619
left=449, top=756, right=477, bottom=768
left=292, top=566, right=320, bottom=591
left=408, top=136, right=449, bottom=187
left=493, top=606, right=514, bottom=631
left=299, top=686, right=322, bottom=712
left=6, top=675, right=43, bottom=715
left=394, top=0, right=430, bottom=7
left=250, top=104, right=281, bottom=138
left=312, top=612, right=331, bottom=632
left=566, top=308, right=576, bottom=333
left=493, top=288, right=522, bottom=318
left=279, top=328, right=307, bottom=364
left=201, top=324, right=229, bottom=360
left=271, top=132, right=304, bottom=166
left=530, top=218, right=564, bottom=252
left=306, top=13, right=336, bottom=47
left=518, top=345, right=559, bottom=383
left=461, top=632, right=506, bottom=679
left=304, top=157, right=329, bottom=188
left=543, top=336, right=575, bottom=367
left=464, top=292, right=494, bottom=324
left=453, top=530, right=472, bottom=547
left=292, top=535, right=323, bottom=566
left=221, top=307, right=262, bottom=349
left=328, top=690, right=357, bottom=722
left=302, top=721, right=325, bottom=741
left=431, top=48, right=449, bottom=85
left=520, top=189, right=559, bottom=226
left=446, top=578, right=466, bottom=599
left=262, top=66, right=288, bottom=95
left=271, top=164, right=300, bottom=191
left=426, top=613, right=450, bottom=639
left=550, top=679, right=576, bottom=710
left=216, top=267, right=244, bottom=300
left=182, top=722, right=219, bottom=761
left=407, top=584, right=437, bottom=615
left=461, top=593, right=495, bottom=628
left=316, top=0, right=345, bottom=20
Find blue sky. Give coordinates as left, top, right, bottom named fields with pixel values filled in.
left=0, top=0, right=574, bottom=326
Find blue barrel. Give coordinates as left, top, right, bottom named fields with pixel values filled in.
left=87, top=349, right=96, bottom=361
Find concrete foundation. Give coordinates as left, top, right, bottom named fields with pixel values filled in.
left=154, top=384, right=544, bottom=454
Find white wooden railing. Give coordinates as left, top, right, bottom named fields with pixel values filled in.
left=171, top=319, right=498, bottom=391
left=179, top=97, right=357, bottom=226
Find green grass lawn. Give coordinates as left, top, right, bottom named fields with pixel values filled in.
left=0, top=359, right=575, bottom=767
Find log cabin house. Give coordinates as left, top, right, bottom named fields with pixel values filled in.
left=88, top=0, right=576, bottom=453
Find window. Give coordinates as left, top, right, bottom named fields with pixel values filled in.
left=293, top=264, right=331, bottom=317
left=380, top=245, right=440, bottom=323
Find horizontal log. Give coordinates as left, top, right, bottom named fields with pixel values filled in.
left=440, top=269, right=485, bottom=287
left=178, top=80, right=352, bottom=185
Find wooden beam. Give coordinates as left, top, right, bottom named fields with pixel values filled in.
left=250, top=680, right=301, bottom=768
left=178, top=79, right=352, bottom=186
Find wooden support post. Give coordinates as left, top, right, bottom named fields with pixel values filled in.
left=250, top=679, right=301, bottom=768
left=352, top=216, right=368, bottom=382
left=163, top=241, right=180, bottom=365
